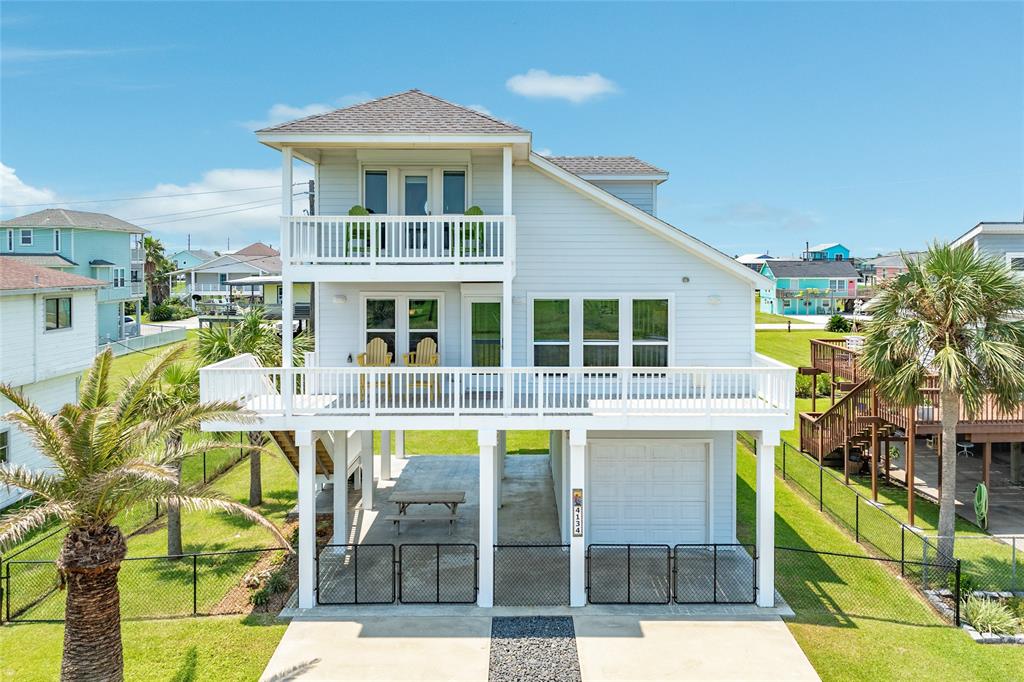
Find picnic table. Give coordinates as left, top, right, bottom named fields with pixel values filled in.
left=385, top=491, right=467, bottom=535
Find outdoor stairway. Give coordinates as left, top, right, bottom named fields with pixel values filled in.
left=270, top=430, right=334, bottom=475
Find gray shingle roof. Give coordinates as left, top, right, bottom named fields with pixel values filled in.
left=1, top=209, right=147, bottom=234
left=764, top=259, right=860, bottom=279
left=864, top=252, right=923, bottom=268
left=0, top=257, right=105, bottom=292
left=1, top=253, right=78, bottom=268
left=547, top=156, right=667, bottom=177
left=257, top=90, right=526, bottom=135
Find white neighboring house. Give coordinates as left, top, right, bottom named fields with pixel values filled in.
left=0, top=257, right=103, bottom=508
left=951, top=221, right=1024, bottom=276
left=198, top=90, right=795, bottom=611
left=169, top=242, right=281, bottom=308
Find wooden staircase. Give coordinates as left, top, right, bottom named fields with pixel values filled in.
left=269, top=431, right=334, bottom=475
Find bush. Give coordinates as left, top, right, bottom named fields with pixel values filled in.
left=249, top=587, right=271, bottom=607
left=149, top=304, right=175, bottom=322
left=962, top=595, right=1018, bottom=635
left=267, top=570, right=289, bottom=594
left=795, top=373, right=832, bottom=399
left=948, top=571, right=978, bottom=596
left=825, top=314, right=852, bottom=333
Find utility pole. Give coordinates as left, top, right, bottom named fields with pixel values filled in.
left=308, top=180, right=316, bottom=216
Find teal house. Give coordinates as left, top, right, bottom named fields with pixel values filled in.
left=1, top=209, right=146, bottom=343
left=804, top=242, right=850, bottom=262
left=758, top=259, right=860, bottom=316
left=169, top=248, right=216, bottom=271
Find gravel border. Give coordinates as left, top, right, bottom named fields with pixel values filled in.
left=489, top=616, right=582, bottom=682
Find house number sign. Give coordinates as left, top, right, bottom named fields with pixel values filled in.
left=572, top=488, right=583, bottom=537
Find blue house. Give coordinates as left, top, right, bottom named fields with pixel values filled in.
left=805, top=242, right=850, bottom=262
left=759, top=259, right=861, bottom=316
left=169, top=248, right=216, bottom=271
left=1, top=209, right=147, bottom=343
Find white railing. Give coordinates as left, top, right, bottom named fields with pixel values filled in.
left=186, top=282, right=260, bottom=294
left=200, top=357, right=794, bottom=420
left=97, top=284, right=144, bottom=302
left=284, top=214, right=513, bottom=266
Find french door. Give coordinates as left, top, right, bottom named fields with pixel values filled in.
left=364, top=295, right=441, bottom=362
left=400, top=172, right=431, bottom=254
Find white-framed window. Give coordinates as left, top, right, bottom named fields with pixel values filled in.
left=0, top=429, right=8, bottom=463
left=361, top=293, right=443, bottom=361
left=529, top=295, right=672, bottom=368
left=1007, top=253, right=1024, bottom=273
left=5, top=229, right=12, bottom=251
left=829, top=279, right=848, bottom=291
left=359, top=165, right=472, bottom=215
left=53, top=229, right=61, bottom=251
left=45, top=297, right=72, bottom=331
left=113, top=268, right=126, bottom=288
left=19, top=229, right=32, bottom=246
left=532, top=299, right=571, bottom=366
left=363, top=170, right=388, bottom=215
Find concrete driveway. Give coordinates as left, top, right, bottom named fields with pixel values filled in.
left=260, top=614, right=819, bottom=681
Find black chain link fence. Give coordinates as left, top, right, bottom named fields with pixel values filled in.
left=3, top=548, right=287, bottom=623
left=316, top=544, right=396, bottom=605
left=494, top=544, right=570, bottom=606
left=399, top=544, right=477, bottom=604
left=586, top=545, right=672, bottom=604
left=674, top=544, right=757, bottom=604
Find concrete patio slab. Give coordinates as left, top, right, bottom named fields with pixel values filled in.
left=573, top=616, right=819, bottom=681
left=259, top=616, right=492, bottom=681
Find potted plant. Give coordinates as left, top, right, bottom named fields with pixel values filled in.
left=347, top=205, right=371, bottom=257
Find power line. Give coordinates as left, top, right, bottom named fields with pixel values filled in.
left=1, top=182, right=309, bottom=209
left=127, top=195, right=279, bottom=221
left=136, top=192, right=309, bottom=227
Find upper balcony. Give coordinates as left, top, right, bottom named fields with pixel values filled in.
left=283, top=214, right=514, bottom=282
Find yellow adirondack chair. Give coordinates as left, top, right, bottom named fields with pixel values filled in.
left=357, top=337, right=393, bottom=400
left=402, top=337, right=440, bottom=401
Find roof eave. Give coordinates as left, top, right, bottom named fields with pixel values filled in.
left=258, top=131, right=533, bottom=151
left=0, top=283, right=104, bottom=296
left=578, top=174, right=669, bottom=184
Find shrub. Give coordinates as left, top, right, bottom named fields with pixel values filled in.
left=962, top=595, right=1018, bottom=635
left=816, top=373, right=831, bottom=397
left=267, top=570, right=289, bottom=594
left=948, top=571, right=978, bottom=597
left=149, top=304, right=174, bottom=322
left=348, top=205, right=369, bottom=216
left=1007, top=597, right=1024, bottom=621
left=249, top=587, right=271, bottom=607
left=825, top=314, right=852, bottom=333
left=795, top=374, right=832, bottom=399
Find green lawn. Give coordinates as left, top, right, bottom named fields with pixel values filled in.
left=374, top=429, right=549, bottom=455
left=735, top=444, right=1024, bottom=681
left=756, top=310, right=810, bottom=325
left=0, top=615, right=287, bottom=682
left=755, top=329, right=851, bottom=368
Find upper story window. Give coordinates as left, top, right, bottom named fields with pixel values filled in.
left=20, top=229, right=32, bottom=246
left=533, top=299, right=570, bottom=366
left=583, top=299, right=619, bottom=367
left=364, top=171, right=388, bottom=214
left=6, top=229, right=12, bottom=251
left=443, top=171, right=466, bottom=214
left=1008, top=253, right=1024, bottom=273
left=632, top=299, right=669, bottom=367
left=45, top=297, right=72, bottom=331
left=53, top=229, right=61, bottom=251
left=113, top=268, right=126, bottom=288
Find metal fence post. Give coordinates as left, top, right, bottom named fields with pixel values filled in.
left=954, top=560, right=962, bottom=627
left=900, top=526, right=906, bottom=576
left=1013, top=538, right=1018, bottom=592
left=855, top=495, right=860, bottom=542
left=2, top=560, right=7, bottom=624
left=192, top=554, right=198, bottom=615
left=819, top=465, right=824, bottom=511
left=782, top=443, right=787, bottom=481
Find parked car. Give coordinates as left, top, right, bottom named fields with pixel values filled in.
left=123, top=315, right=139, bottom=337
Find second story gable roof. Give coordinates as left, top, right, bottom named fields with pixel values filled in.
left=762, top=259, right=860, bottom=279
left=1, top=209, right=147, bottom=234
left=547, top=156, right=668, bottom=180
left=233, top=242, right=278, bottom=257
left=951, top=221, right=1024, bottom=249
left=171, top=248, right=216, bottom=262
left=257, top=90, right=526, bottom=136
left=0, top=256, right=105, bottom=293
left=807, top=242, right=844, bottom=253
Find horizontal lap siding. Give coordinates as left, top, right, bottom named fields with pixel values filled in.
left=511, top=165, right=753, bottom=366
left=470, top=150, right=502, bottom=213
left=589, top=180, right=656, bottom=215
left=318, top=150, right=359, bottom=215
left=975, top=233, right=1024, bottom=260
left=2, top=291, right=97, bottom=387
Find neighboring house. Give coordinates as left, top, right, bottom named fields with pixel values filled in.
left=1, top=209, right=146, bottom=344
left=862, top=251, right=923, bottom=285
left=736, top=253, right=777, bottom=271
left=804, top=242, right=850, bottom=262
left=951, top=221, right=1024, bottom=276
left=0, top=258, right=104, bottom=508
left=758, top=259, right=860, bottom=315
left=198, top=89, right=794, bottom=611
left=170, top=242, right=280, bottom=306
left=169, top=248, right=216, bottom=271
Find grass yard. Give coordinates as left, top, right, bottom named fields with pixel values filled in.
left=0, top=615, right=287, bottom=682
left=374, top=429, right=549, bottom=455
left=756, top=309, right=810, bottom=325
left=755, top=329, right=851, bottom=368
left=735, top=444, right=1024, bottom=681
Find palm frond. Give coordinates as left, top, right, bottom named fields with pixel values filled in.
left=0, top=463, right=63, bottom=500
left=161, top=491, right=290, bottom=548
left=0, top=500, right=76, bottom=547
left=114, top=345, right=188, bottom=426
left=0, top=384, right=71, bottom=474
left=79, top=349, right=114, bottom=409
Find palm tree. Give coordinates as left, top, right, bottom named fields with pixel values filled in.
left=143, top=236, right=173, bottom=306
left=0, top=347, right=287, bottom=682
left=145, top=362, right=199, bottom=557
left=195, top=307, right=313, bottom=506
left=861, top=243, right=1024, bottom=560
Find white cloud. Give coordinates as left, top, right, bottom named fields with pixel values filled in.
left=242, top=92, right=373, bottom=130
left=111, top=167, right=314, bottom=251
left=0, top=163, right=58, bottom=213
left=705, top=202, right=821, bottom=232
left=1, top=47, right=126, bottom=62
left=506, top=69, right=618, bottom=104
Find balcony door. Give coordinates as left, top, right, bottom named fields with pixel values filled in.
left=363, top=294, right=442, bottom=364
left=464, top=298, right=502, bottom=367
left=401, top=172, right=431, bottom=254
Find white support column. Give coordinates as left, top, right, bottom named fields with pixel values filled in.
left=381, top=430, right=391, bottom=480
left=189, top=271, right=196, bottom=310
left=496, top=430, right=506, bottom=508
left=569, top=429, right=587, bottom=607
left=281, top=146, right=295, bottom=414
left=395, top=430, right=405, bottom=459
left=361, top=432, right=374, bottom=511
left=296, top=429, right=316, bottom=609
left=330, top=432, right=348, bottom=546
left=756, top=430, right=780, bottom=607
left=478, top=429, right=498, bottom=607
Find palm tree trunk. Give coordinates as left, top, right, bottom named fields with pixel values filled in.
left=248, top=431, right=263, bottom=507
left=937, top=387, right=959, bottom=562
left=166, top=434, right=183, bottom=557
left=58, top=525, right=128, bottom=682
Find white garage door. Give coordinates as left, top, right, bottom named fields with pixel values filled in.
left=588, top=440, right=708, bottom=545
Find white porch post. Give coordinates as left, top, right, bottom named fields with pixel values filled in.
left=496, top=430, right=506, bottom=508
left=281, top=146, right=294, bottom=413
left=500, top=145, right=513, bottom=404
left=395, top=430, right=405, bottom=459
left=569, top=428, right=587, bottom=607
left=189, top=271, right=196, bottom=310
left=756, top=430, right=780, bottom=607
left=381, top=430, right=391, bottom=480
left=330, top=432, right=348, bottom=546
left=478, top=429, right=498, bottom=607
left=296, top=429, right=316, bottom=609
left=361, top=432, right=374, bottom=511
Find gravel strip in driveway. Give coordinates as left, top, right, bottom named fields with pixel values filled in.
left=489, top=616, right=582, bottom=682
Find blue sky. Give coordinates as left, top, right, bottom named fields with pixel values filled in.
left=2, top=1, right=1021, bottom=256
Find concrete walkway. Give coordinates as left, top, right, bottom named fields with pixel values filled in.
left=260, top=614, right=819, bottom=681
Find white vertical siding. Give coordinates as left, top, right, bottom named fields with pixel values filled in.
left=589, top=180, right=657, bottom=215
left=510, top=164, right=754, bottom=366
left=1, top=290, right=97, bottom=388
